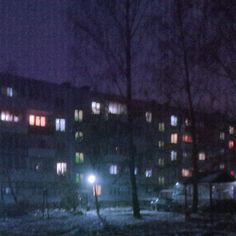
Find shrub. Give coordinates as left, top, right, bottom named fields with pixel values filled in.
left=0, top=200, right=32, bottom=217
left=201, top=199, right=236, bottom=213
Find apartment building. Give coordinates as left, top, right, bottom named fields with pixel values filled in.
left=0, top=73, right=235, bottom=206
left=0, top=74, right=73, bottom=204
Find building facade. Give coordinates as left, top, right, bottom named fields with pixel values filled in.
left=0, top=74, right=235, bottom=207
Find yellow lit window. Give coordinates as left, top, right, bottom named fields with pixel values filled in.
left=158, top=122, right=165, bottom=132
left=74, top=109, right=83, bottom=122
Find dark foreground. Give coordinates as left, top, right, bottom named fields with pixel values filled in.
left=0, top=208, right=236, bottom=236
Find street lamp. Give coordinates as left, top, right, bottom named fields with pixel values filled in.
left=88, top=174, right=96, bottom=184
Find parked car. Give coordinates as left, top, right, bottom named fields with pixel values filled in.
left=150, top=197, right=174, bottom=211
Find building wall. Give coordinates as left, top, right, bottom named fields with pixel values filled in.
left=0, top=73, right=235, bottom=207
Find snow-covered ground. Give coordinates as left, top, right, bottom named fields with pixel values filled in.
left=0, top=208, right=236, bottom=235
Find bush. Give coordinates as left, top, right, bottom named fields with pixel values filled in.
left=0, top=200, right=32, bottom=217
left=60, top=184, right=79, bottom=211
left=201, top=199, right=236, bottom=213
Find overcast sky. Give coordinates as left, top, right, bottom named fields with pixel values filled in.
left=0, top=0, right=72, bottom=84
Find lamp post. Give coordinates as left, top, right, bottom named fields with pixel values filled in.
left=87, top=174, right=101, bottom=217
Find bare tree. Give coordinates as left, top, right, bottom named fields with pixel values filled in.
left=151, top=0, right=216, bottom=213
left=200, top=1, right=236, bottom=89
left=69, top=0, right=155, bottom=218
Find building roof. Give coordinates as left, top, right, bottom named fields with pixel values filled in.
left=182, top=171, right=235, bottom=185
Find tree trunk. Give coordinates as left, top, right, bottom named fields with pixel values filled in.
left=176, top=0, right=198, bottom=213
left=126, top=0, right=141, bottom=218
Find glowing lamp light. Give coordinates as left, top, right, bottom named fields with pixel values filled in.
left=88, top=175, right=96, bottom=184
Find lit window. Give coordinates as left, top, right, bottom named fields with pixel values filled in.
left=145, top=169, right=152, bottom=177
left=56, top=162, right=67, bottom=175
left=198, top=152, right=206, bottom=161
left=182, top=169, right=192, bottom=177
left=74, top=109, right=83, bottom=122
left=75, top=152, right=84, bottom=164
left=171, top=151, right=177, bottom=161
left=171, top=115, right=178, bottom=126
left=110, top=165, right=118, bottom=175
left=13, top=116, right=19, bottom=122
left=55, top=118, right=66, bottom=131
left=35, top=116, right=41, bottom=126
left=134, top=167, right=138, bottom=175
left=75, top=132, right=79, bottom=140
left=108, top=102, right=127, bottom=115
left=93, top=184, right=101, bottom=196
left=40, top=116, right=46, bottom=127
left=183, top=152, right=188, bottom=158
left=185, top=118, right=191, bottom=126
left=219, top=163, right=225, bottom=169
left=158, top=140, right=164, bottom=148
left=74, top=109, right=79, bottom=121
left=75, top=131, right=83, bottom=141
left=158, top=122, right=165, bottom=132
left=29, top=115, right=34, bottom=125
left=0, top=111, right=19, bottom=122
left=1, top=112, right=6, bottom=121
left=158, top=158, right=164, bottom=166
left=6, top=87, right=13, bottom=97
left=171, top=133, right=178, bottom=144
left=92, top=102, right=101, bottom=114
left=228, top=140, right=235, bottom=149
left=220, top=132, right=225, bottom=140
left=158, top=176, right=165, bottom=185
left=229, top=126, right=235, bottom=134
left=182, top=134, right=193, bottom=143
left=76, top=173, right=82, bottom=184
left=29, top=115, right=46, bottom=127
left=145, top=112, right=152, bottom=123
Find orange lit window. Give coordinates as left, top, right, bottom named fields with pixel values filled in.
left=182, top=169, right=192, bottom=177
left=40, top=116, right=46, bottom=127
left=228, top=140, right=235, bottom=149
left=171, top=133, right=178, bottom=144
left=182, top=134, right=193, bottom=143
left=29, top=114, right=46, bottom=127
left=35, top=116, right=40, bottom=126
left=93, top=184, right=101, bottom=196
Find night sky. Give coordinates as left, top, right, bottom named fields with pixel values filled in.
left=0, top=0, right=235, bottom=115
left=0, top=0, right=72, bottom=84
